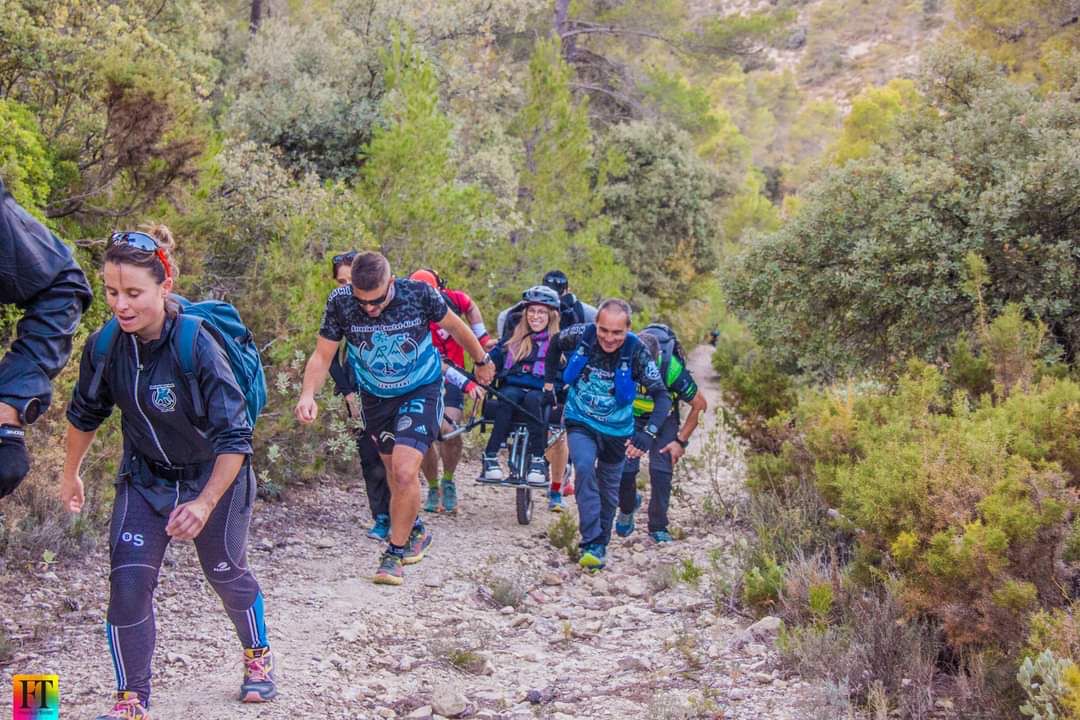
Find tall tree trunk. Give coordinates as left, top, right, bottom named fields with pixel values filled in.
left=250, top=0, right=264, bottom=34
left=554, top=0, right=576, bottom=59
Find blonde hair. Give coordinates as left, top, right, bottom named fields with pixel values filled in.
left=507, top=305, right=560, bottom=364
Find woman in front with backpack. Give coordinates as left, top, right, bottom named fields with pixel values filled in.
left=59, top=226, right=277, bottom=720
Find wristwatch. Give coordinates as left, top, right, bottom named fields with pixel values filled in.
left=6, top=397, right=41, bottom=425
left=675, top=436, right=689, bottom=449
left=476, top=353, right=493, bottom=366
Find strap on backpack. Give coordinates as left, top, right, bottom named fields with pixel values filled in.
left=87, top=318, right=121, bottom=400
left=173, top=314, right=206, bottom=418
left=441, top=290, right=464, bottom=317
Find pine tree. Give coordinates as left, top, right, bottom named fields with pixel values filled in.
left=508, top=36, right=628, bottom=304
left=358, top=32, right=489, bottom=276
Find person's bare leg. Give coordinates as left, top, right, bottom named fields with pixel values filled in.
left=386, top=447, right=424, bottom=547
left=420, top=446, right=439, bottom=487
left=547, top=434, right=569, bottom=491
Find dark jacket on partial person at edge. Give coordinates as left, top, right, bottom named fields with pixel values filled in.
left=0, top=177, right=92, bottom=415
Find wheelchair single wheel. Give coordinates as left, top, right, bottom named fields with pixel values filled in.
left=516, top=486, right=533, bottom=525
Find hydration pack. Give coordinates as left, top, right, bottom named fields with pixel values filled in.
left=561, top=324, right=640, bottom=407
left=640, top=323, right=686, bottom=378
left=89, top=295, right=267, bottom=428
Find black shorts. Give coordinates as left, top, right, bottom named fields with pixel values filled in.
left=361, top=381, right=444, bottom=455
left=443, top=382, right=466, bottom=412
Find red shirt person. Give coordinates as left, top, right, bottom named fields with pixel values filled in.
left=409, top=269, right=496, bottom=514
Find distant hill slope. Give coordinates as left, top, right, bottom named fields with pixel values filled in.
left=696, top=0, right=950, bottom=108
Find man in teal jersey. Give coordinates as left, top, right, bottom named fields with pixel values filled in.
left=296, top=252, right=495, bottom=585
left=615, top=329, right=707, bottom=542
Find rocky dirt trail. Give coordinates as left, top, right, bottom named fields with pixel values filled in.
left=3, top=345, right=837, bottom=719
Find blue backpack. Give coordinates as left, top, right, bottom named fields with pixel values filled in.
left=89, top=295, right=267, bottom=428
left=561, top=324, right=640, bottom=407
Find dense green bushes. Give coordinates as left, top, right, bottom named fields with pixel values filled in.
left=716, top=306, right=1080, bottom=716
left=726, top=45, right=1080, bottom=378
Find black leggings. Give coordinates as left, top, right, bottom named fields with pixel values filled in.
left=484, top=386, right=546, bottom=458
left=106, top=468, right=266, bottom=707
left=357, top=431, right=389, bottom=516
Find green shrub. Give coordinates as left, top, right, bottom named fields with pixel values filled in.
left=1025, top=603, right=1080, bottom=664
left=1018, top=650, right=1072, bottom=720
left=743, top=554, right=784, bottom=612
left=711, top=321, right=797, bottom=451
left=548, top=511, right=580, bottom=562
left=740, top=318, right=1079, bottom=716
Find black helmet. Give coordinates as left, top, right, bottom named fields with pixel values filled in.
left=522, top=285, right=560, bottom=309
left=542, top=269, right=569, bottom=295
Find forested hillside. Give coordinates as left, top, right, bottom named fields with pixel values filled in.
left=1, top=0, right=1079, bottom=717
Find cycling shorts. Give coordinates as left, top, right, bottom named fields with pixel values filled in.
left=361, top=381, right=444, bottom=455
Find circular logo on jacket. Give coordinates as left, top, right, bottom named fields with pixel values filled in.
left=150, top=384, right=177, bottom=413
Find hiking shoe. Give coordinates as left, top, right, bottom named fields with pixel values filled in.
left=526, top=456, right=547, bottom=487
left=373, top=551, right=404, bottom=586
left=403, top=525, right=433, bottom=565
left=650, top=530, right=674, bottom=544
left=367, top=514, right=390, bottom=541
left=579, top=543, right=607, bottom=571
left=615, top=493, right=642, bottom=538
left=562, top=482, right=575, bottom=497
left=96, top=692, right=151, bottom=719
left=240, top=646, right=278, bottom=702
left=423, top=485, right=441, bottom=513
left=441, top=479, right=458, bottom=513
left=480, top=453, right=504, bottom=483
left=548, top=489, right=564, bottom=512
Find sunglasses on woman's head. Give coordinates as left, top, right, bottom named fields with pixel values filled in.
left=109, top=231, right=172, bottom=279
left=332, top=250, right=358, bottom=268
left=110, top=231, right=159, bottom=252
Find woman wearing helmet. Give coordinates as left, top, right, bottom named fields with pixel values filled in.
left=480, top=286, right=561, bottom=486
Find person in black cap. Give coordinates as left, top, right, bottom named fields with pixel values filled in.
left=0, top=177, right=92, bottom=498
left=541, top=269, right=597, bottom=332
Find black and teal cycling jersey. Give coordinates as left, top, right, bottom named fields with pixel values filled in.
left=319, top=278, right=448, bottom=398
left=632, top=354, right=698, bottom=417
left=545, top=324, right=670, bottom=437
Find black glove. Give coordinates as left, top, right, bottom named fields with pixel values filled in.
left=0, top=426, right=30, bottom=498
left=629, top=427, right=657, bottom=454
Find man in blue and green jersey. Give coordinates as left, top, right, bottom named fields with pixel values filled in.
left=615, top=329, right=707, bottom=543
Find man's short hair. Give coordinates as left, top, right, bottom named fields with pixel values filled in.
left=597, top=298, right=632, bottom=327
left=351, top=251, right=390, bottom=291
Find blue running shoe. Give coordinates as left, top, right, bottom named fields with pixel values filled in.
left=423, top=485, right=441, bottom=513
left=548, top=489, right=564, bottom=512
left=441, top=479, right=458, bottom=514
left=650, top=530, right=673, bottom=544
left=367, top=514, right=391, bottom=541
left=615, top=493, right=642, bottom=538
left=579, top=543, right=607, bottom=571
